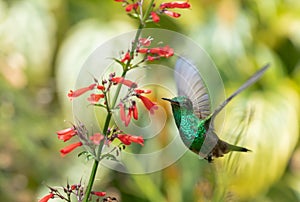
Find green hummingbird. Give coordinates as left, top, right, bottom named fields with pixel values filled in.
left=163, top=58, right=269, bottom=162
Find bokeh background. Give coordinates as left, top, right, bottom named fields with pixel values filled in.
left=0, top=0, right=299, bottom=201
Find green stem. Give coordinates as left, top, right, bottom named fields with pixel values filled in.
left=82, top=1, right=154, bottom=200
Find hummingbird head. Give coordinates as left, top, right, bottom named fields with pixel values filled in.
left=162, top=96, right=193, bottom=110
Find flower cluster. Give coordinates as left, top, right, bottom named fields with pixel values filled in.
left=114, top=0, right=191, bottom=23
left=56, top=124, right=144, bottom=157
left=38, top=182, right=106, bottom=202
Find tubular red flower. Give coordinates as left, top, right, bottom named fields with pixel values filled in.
left=125, top=108, right=132, bottom=126
left=137, top=94, right=158, bottom=114
left=111, top=77, right=137, bottom=88
left=151, top=11, right=160, bottom=23
left=120, top=51, right=131, bottom=63
left=134, top=89, right=152, bottom=94
left=125, top=3, right=139, bottom=12
left=137, top=46, right=174, bottom=58
left=117, top=134, right=144, bottom=146
left=119, top=103, right=126, bottom=123
left=160, top=1, right=191, bottom=9
left=68, top=83, right=97, bottom=99
left=90, top=133, right=104, bottom=145
left=60, top=142, right=83, bottom=157
left=91, top=191, right=106, bottom=197
left=56, top=127, right=77, bottom=142
left=39, top=193, right=54, bottom=202
left=137, top=48, right=148, bottom=54
left=87, top=93, right=105, bottom=104
left=163, top=10, right=181, bottom=18
left=132, top=102, right=138, bottom=120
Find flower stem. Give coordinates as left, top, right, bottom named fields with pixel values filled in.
left=82, top=1, right=154, bottom=200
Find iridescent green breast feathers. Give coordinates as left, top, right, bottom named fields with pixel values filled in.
left=163, top=57, right=269, bottom=162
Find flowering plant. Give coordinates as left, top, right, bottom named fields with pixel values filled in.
left=39, top=1, right=191, bottom=202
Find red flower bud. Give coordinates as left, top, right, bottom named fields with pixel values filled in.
left=120, top=51, right=131, bottom=63
left=125, top=3, right=139, bottom=12
left=91, top=191, right=106, bottom=197
left=97, top=85, right=105, bottom=91
left=151, top=12, right=160, bottom=23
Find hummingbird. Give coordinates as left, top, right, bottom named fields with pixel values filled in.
left=163, top=58, right=269, bottom=162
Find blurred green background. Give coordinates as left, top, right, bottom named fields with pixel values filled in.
left=0, top=0, right=299, bottom=201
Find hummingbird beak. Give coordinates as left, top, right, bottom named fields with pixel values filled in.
left=162, top=98, right=178, bottom=105
left=162, top=97, right=172, bottom=102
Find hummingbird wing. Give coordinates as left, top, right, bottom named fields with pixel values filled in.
left=174, top=57, right=211, bottom=119
left=209, top=64, right=270, bottom=125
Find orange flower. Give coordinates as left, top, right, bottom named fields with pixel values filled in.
left=117, top=134, right=144, bottom=146
left=60, top=142, right=83, bottom=157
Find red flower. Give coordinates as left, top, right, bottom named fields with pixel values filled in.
left=97, top=85, right=105, bottom=91
left=151, top=12, right=160, bottom=23
left=125, top=3, right=139, bottom=12
left=160, top=1, right=191, bottom=9
left=163, top=10, right=181, bottom=18
left=39, top=193, right=54, bottom=202
left=117, top=134, right=144, bottom=146
left=111, top=77, right=137, bottom=88
left=134, top=89, right=152, bottom=94
left=137, top=46, right=174, bottom=58
left=137, top=94, right=158, bottom=114
left=125, top=107, right=132, bottom=126
left=90, top=133, right=104, bottom=145
left=87, top=93, right=105, bottom=104
left=91, top=191, right=106, bottom=197
left=139, top=37, right=152, bottom=46
left=56, top=127, right=77, bottom=142
left=114, top=0, right=125, bottom=2
left=68, top=84, right=97, bottom=99
left=60, top=142, right=83, bottom=157
left=146, top=55, right=158, bottom=61
left=119, top=103, right=126, bottom=123
left=132, top=102, right=138, bottom=120
left=120, top=51, right=131, bottom=63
